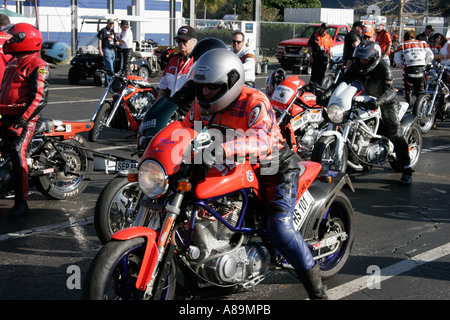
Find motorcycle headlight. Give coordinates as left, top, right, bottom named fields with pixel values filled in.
left=138, top=160, right=168, bottom=198
left=327, top=104, right=345, bottom=124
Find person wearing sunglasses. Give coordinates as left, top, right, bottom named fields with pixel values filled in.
left=157, top=26, right=197, bottom=99
left=231, top=31, right=256, bottom=87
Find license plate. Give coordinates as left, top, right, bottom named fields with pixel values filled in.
left=115, top=161, right=137, bottom=171
left=293, top=190, right=314, bottom=231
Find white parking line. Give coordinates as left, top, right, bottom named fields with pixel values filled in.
left=0, top=217, right=94, bottom=242
left=327, top=242, right=450, bottom=300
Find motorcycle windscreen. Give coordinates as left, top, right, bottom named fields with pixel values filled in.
left=140, top=97, right=179, bottom=138
left=328, top=82, right=357, bottom=110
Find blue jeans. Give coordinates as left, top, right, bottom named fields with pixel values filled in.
left=102, top=48, right=115, bottom=84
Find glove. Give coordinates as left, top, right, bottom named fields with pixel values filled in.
left=366, top=98, right=379, bottom=110
left=192, top=143, right=225, bottom=182
left=7, top=118, right=28, bottom=137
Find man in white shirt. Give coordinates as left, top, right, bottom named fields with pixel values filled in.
left=231, top=31, right=256, bottom=87
left=394, top=30, right=434, bottom=104
left=117, top=20, right=133, bottom=73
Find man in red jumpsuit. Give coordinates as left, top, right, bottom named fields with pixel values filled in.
left=182, top=48, right=328, bottom=299
left=0, top=23, right=49, bottom=216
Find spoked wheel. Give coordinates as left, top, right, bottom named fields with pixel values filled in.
left=390, top=123, right=423, bottom=172
left=311, top=135, right=348, bottom=173
left=89, top=101, right=112, bottom=142
left=35, top=134, right=93, bottom=199
left=315, top=192, right=354, bottom=279
left=414, top=94, right=436, bottom=134
left=83, top=237, right=177, bottom=300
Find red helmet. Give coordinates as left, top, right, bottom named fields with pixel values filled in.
left=2, top=23, right=42, bottom=55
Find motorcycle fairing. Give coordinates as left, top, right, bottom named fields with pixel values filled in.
left=296, top=161, right=322, bottom=199
left=271, top=76, right=305, bottom=110
left=41, top=120, right=94, bottom=140
left=111, top=226, right=159, bottom=291
left=141, top=120, right=197, bottom=175
left=195, top=162, right=259, bottom=199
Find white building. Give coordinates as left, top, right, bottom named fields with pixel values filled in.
left=3, top=0, right=183, bottom=47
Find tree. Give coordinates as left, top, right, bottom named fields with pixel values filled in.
left=356, top=0, right=440, bottom=42
left=264, top=0, right=321, bottom=20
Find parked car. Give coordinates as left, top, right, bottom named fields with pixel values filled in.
left=275, top=24, right=350, bottom=74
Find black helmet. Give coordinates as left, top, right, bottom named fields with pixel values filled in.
left=189, top=37, right=227, bottom=61
left=265, top=68, right=286, bottom=97
left=353, top=40, right=382, bottom=74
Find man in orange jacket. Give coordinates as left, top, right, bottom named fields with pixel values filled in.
left=182, top=48, right=328, bottom=300
left=308, top=23, right=333, bottom=85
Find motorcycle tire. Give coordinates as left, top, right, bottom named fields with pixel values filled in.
left=94, top=175, right=140, bottom=244
left=315, top=191, right=354, bottom=279
left=34, top=134, right=93, bottom=199
left=311, top=135, right=348, bottom=173
left=413, top=94, right=436, bottom=134
left=83, top=237, right=177, bottom=300
left=389, top=123, right=422, bottom=172
left=89, top=100, right=112, bottom=142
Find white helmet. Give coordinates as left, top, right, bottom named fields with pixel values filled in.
left=192, top=48, right=244, bottom=113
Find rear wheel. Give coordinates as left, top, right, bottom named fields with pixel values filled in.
left=35, top=134, right=93, bottom=199
left=389, top=123, right=422, bottom=172
left=414, top=94, right=436, bottom=134
left=316, top=192, right=354, bottom=279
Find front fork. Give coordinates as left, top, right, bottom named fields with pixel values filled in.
left=143, top=191, right=184, bottom=298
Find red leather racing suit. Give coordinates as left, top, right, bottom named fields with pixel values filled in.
left=182, top=86, right=316, bottom=271
left=0, top=52, right=49, bottom=201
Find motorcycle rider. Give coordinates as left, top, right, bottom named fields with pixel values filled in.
left=181, top=48, right=328, bottom=299
left=394, top=30, right=434, bottom=105
left=0, top=23, right=49, bottom=216
left=321, top=41, right=413, bottom=185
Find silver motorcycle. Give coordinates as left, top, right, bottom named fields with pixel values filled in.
left=414, top=61, right=450, bottom=133
left=311, top=83, right=423, bottom=173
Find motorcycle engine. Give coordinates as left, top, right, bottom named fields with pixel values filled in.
left=188, top=195, right=270, bottom=286
left=0, top=161, right=13, bottom=195
left=360, top=141, right=389, bottom=164
left=129, top=92, right=155, bottom=116
left=300, top=124, right=321, bottom=149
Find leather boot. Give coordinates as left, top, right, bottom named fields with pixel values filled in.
left=297, top=263, right=329, bottom=300
left=8, top=200, right=29, bottom=217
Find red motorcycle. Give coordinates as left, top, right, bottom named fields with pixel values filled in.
left=89, top=71, right=157, bottom=142
left=84, top=100, right=355, bottom=300
left=0, top=113, right=94, bottom=199
left=271, top=75, right=327, bottom=158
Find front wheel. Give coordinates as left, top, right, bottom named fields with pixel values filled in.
left=94, top=176, right=140, bottom=244
left=89, top=101, right=112, bottom=142
left=83, top=237, right=177, bottom=300
left=316, top=191, right=354, bottom=279
left=414, top=94, right=436, bottom=134
left=311, top=135, right=348, bottom=173
left=34, top=134, right=93, bottom=199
